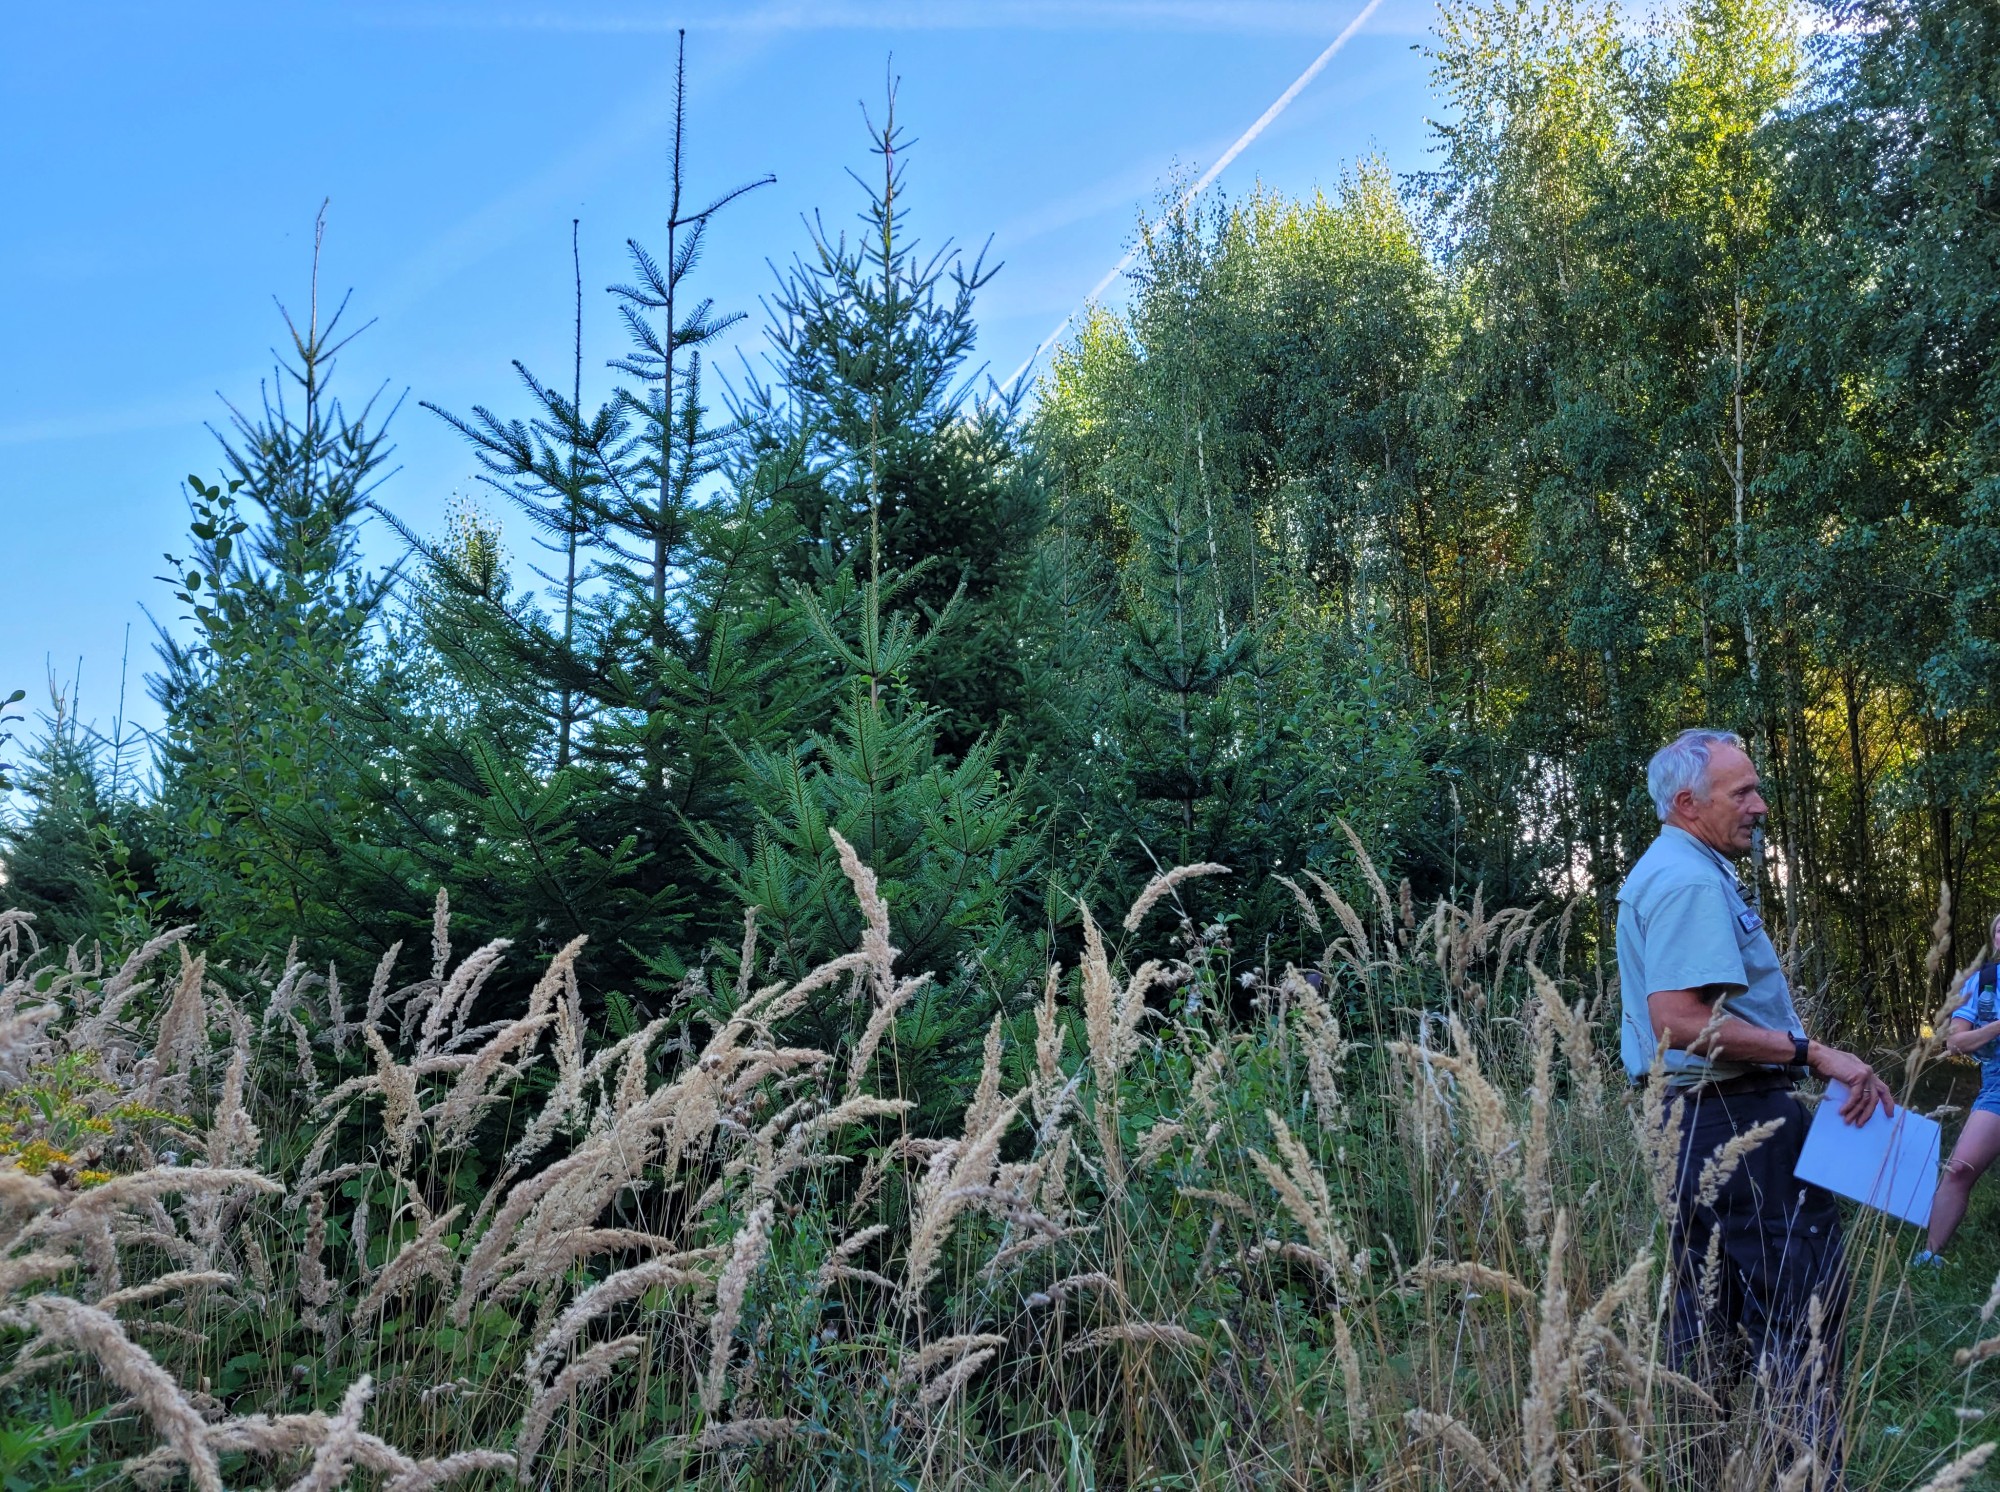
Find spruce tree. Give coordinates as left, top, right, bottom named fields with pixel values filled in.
left=400, top=30, right=804, bottom=993
left=0, top=683, right=158, bottom=949
left=694, top=568, right=1039, bottom=1111
left=690, top=85, right=1045, bottom=1106
left=743, top=79, right=1044, bottom=757
left=149, top=215, right=397, bottom=954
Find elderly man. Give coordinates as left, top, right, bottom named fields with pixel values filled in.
left=1618, top=728, right=1892, bottom=1478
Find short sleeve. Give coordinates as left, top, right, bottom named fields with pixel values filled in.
left=1954, top=972, right=1991, bottom=1025
left=1640, top=882, right=1748, bottom=997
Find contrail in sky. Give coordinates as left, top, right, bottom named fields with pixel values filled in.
left=997, top=0, right=1388, bottom=397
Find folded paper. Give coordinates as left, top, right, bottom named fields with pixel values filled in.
left=1793, top=1080, right=1939, bottom=1229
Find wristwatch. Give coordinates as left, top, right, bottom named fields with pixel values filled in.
left=1792, top=1033, right=1811, bottom=1069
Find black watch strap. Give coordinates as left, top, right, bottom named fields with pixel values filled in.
left=1792, top=1033, right=1811, bottom=1068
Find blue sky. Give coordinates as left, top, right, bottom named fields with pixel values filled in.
left=1, top=0, right=1440, bottom=750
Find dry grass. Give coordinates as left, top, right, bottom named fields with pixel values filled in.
left=0, top=866, right=1992, bottom=1489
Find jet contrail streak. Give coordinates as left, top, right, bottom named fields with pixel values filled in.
left=997, top=0, right=1387, bottom=398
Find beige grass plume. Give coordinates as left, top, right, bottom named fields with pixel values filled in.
left=1695, top=1117, right=1783, bottom=1209
left=963, top=1014, right=1007, bottom=1139
left=14, top=1295, right=221, bottom=1491
left=903, top=1096, right=1022, bottom=1307
left=1913, top=1442, right=1996, bottom=1492
left=895, top=1332, right=1007, bottom=1390
left=1123, top=862, right=1230, bottom=933
left=284, top=1374, right=374, bottom=1492
left=1925, top=879, right=1954, bottom=978
left=1134, top=1119, right=1183, bottom=1170
left=1332, top=1307, right=1369, bottom=1431
left=845, top=970, right=928, bottom=1102
left=524, top=1252, right=710, bottom=1387
left=701, top=1200, right=775, bottom=1415
left=1248, top=1110, right=1358, bottom=1282
left=1304, top=870, right=1371, bottom=962
left=829, top=827, right=898, bottom=997
left=429, top=886, right=452, bottom=982
left=0, top=1005, right=58, bottom=1080
left=146, top=946, right=210, bottom=1106
left=0, top=907, right=41, bottom=982
left=1275, top=873, right=1323, bottom=935
left=0, top=1251, right=74, bottom=1296
left=1519, top=1209, right=1573, bottom=1492
left=1286, top=966, right=1347, bottom=1127
left=382, top=1450, right=518, bottom=1491
left=205, top=1012, right=259, bottom=1170
left=1404, top=1408, right=1508, bottom=1488
left=1410, top=1258, right=1537, bottom=1306
left=416, top=937, right=511, bottom=1060
left=919, top=1347, right=999, bottom=1406
left=1635, top=1036, right=1685, bottom=1218
left=1336, top=818, right=1397, bottom=933
left=767, top=1096, right=911, bottom=1199
left=432, top=1010, right=555, bottom=1149
left=1065, top=1322, right=1204, bottom=1353
left=516, top=1333, right=644, bottom=1474
left=362, top=940, right=403, bottom=1033
left=455, top=1004, right=780, bottom=1319
left=1530, top=965, right=1605, bottom=1114
left=363, top=1027, right=422, bottom=1171
left=120, top=1406, right=508, bottom=1492
left=428, top=937, right=583, bottom=1151
left=696, top=1417, right=800, bottom=1450
left=97, top=1270, right=235, bottom=1314
left=74, top=926, right=193, bottom=1055
left=356, top=1205, right=464, bottom=1321
left=1077, top=905, right=1178, bottom=1191
left=1522, top=1007, right=1554, bottom=1244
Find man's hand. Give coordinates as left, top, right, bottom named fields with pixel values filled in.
left=1809, top=1041, right=1895, bottom=1125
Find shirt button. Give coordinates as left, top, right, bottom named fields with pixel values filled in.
left=1809, top=1225, right=1819, bottom=1234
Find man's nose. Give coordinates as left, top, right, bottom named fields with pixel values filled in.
left=1748, top=795, right=1769, bottom=817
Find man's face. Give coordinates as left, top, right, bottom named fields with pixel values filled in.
left=1676, top=744, right=1767, bottom=857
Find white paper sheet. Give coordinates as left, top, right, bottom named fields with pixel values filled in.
left=1793, top=1080, right=1940, bottom=1228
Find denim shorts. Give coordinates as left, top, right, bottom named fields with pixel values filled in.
left=1975, top=1080, right=2000, bottom=1118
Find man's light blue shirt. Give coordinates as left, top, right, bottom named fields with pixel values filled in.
left=1616, top=824, right=1803, bottom=1085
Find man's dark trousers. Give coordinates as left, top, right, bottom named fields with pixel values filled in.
left=1668, top=1082, right=1848, bottom=1482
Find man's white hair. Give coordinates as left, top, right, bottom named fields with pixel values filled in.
left=1647, top=729, right=1746, bottom=822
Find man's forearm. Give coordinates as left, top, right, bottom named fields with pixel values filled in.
left=1648, top=988, right=1892, bottom=1120
left=1650, top=986, right=1804, bottom=1063
left=1660, top=1011, right=1798, bottom=1065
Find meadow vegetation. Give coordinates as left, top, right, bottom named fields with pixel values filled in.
left=4, top=854, right=2000, bottom=1488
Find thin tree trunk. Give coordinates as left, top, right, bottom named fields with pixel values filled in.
left=1732, top=292, right=1759, bottom=699
left=559, top=219, right=583, bottom=770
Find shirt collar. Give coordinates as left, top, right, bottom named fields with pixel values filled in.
left=1660, top=823, right=1741, bottom=880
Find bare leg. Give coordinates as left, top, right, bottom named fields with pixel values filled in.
left=1929, top=1109, right=2000, bottom=1253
